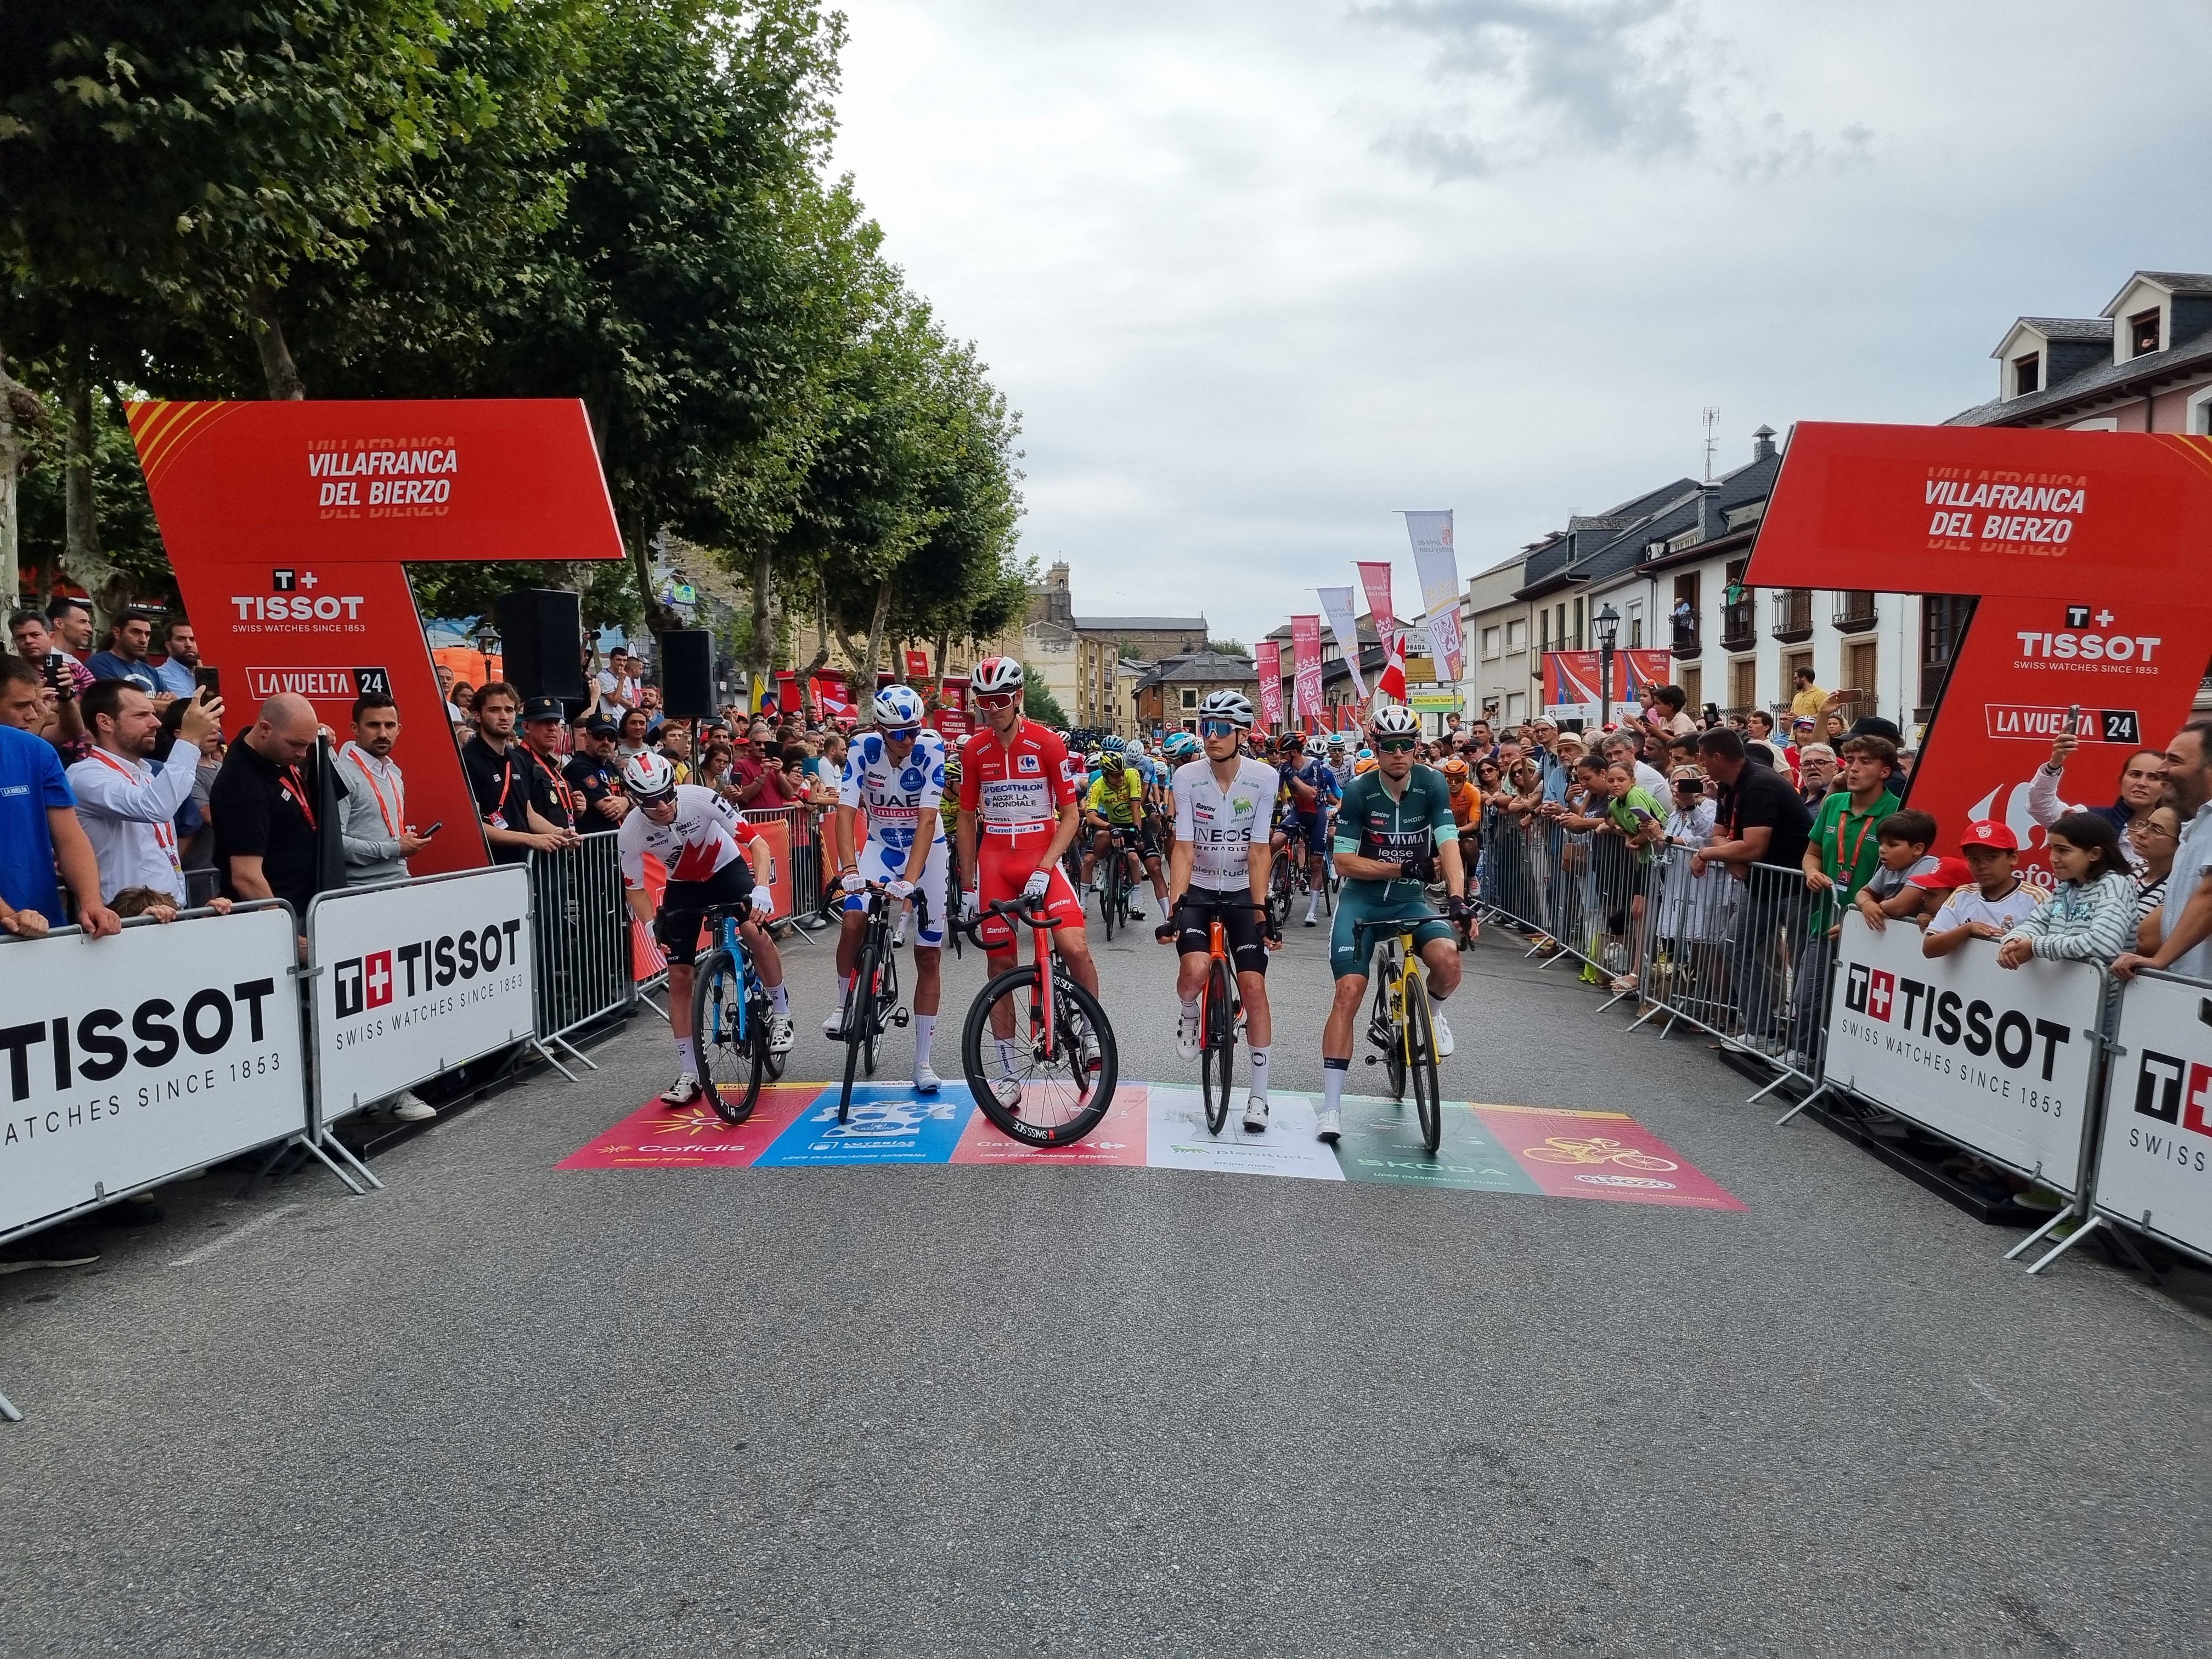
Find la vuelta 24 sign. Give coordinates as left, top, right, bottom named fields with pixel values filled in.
left=1748, top=422, right=2212, bottom=887
left=127, top=399, right=626, bottom=878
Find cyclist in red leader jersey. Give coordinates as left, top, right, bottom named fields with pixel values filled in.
left=955, top=657, right=1102, bottom=1000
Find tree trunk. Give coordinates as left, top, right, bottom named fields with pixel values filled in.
left=0, top=346, right=35, bottom=613
left=744, top=537, right=775, bottom=707
left=931, top=629, right=950, bottom=703
left=247, top=283, right=306, bottom=400
left=859, top=580, right=894, bottom=690
left=62, top=373, right=130, bottom=628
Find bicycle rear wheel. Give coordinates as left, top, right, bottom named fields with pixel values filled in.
left=961, top=965, right=1118, bottom=1147
left=1370, top=969, right=1407, bottom=1101
left=691, top=949, right=760, bottom=1125
left=864, top=931, right=893, bottom=1077
left=1199, top=955, right=1235, bottom=1135
left=1101, top=854, right=1122, bottom=941
left=1406, top=981, right=1441, bottom=1154
left=837, top=934, right=874, bottom=1121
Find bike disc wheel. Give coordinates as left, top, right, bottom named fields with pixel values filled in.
left=1200, top=956, right=1235, bottom=1135
left=961, top=966, right=1118, bottom=1147
left=1407, top=983, right=1441, bottom=1154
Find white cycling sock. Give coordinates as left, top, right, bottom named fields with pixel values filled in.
left=769, top=982, right=789, bottom=1015
left=1248, top=1045, right=1271, bottom=1101
left=1429, top=993, right=1451, bottom=1018
left=995, top=1037, right=1022, bottom=1076
left=676, top=1036, right=698, bottom=1076
left=1305, top=891, right=1319, bottom=921
left=1180, top=997, right=1200, bottom=1020
left=914, top=1013, right=935, bottom=1067
left=1323, top=1056, right=1348, bottom=1110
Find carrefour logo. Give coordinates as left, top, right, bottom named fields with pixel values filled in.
left=335, top=921, right=524, bottom=1020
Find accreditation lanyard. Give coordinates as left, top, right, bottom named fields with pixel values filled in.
left=282, top=765, right=317, bottom=832
left=1829, top=804, right=1877, bottom=888
left=91, top=749, right=179, bottom=875
left=529, top=747, right=579, bottom=820
left=343, top=744, right=405, bottom=837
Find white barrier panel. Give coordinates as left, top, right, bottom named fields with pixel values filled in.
left=2090, top=969, right=2212, bottom=1266
left=306, top=867, right=534, bottom=1127
left=1822, top=912, right=2104, bottom=1194
left=0, top=906, right=306, bottom=1237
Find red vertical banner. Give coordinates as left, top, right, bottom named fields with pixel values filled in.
left=1255, top=641, right=1284, bottom=731
left=1290, top=616, right=1324, bottom=731
left=1355, top=560, right=1398, bottom=657
left=902, top=648, right=930, bottom=680
left=935, top=673, right=969, bottom=738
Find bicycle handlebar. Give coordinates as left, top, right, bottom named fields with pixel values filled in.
left=949, top=891, right=1063, bottom=946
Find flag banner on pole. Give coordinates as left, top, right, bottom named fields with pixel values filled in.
left=1422, top=601, right=1462, bottom=684
left=1354, top=561, right=1397, bottom=658
left=1290, top=616, right=1324, bottom=727
left=1317, top=585, right=1368, bottom=699
left=1255, top=640, right=1284, bottom=730
left=1377, top=628, right=1408, bottom=703
left=1403, top=510, right=1464, bottom=680
left=1541, top=648, right=1673, bottom=723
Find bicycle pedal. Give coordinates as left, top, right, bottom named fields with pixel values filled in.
left=893, top=1008, right=910, bottom=1028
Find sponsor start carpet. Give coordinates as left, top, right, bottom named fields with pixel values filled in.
left=559, top=1084, right=1744, bottom=1209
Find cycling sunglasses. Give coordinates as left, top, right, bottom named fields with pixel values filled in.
left=1373, top=737, right=1418, bottom=754
left=880, top=723, right=921, bottom=741
left=1197, top=719, right=1243, bottom=739
left=974, top=691, right=1019, bottom=709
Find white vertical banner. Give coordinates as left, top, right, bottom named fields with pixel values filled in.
left=1402, top=510, right=1464, bottom=681
left=1316, top=586, right=1367, bottom=699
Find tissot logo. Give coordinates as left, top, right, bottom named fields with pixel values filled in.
left=273, top=569, right=297, bottom=592
left=1842, top=962, right=2072, bottom=1080
left=1845, top=964, right=1897, bottom=1021
left=334, top=923, right=522, bottom=1020
left=0, top=979, right=279, bottom=1104
left=2132, top=1050, right=2212, bottom=1138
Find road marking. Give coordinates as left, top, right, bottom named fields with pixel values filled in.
left=168, top=1204, right=303, bottom=1267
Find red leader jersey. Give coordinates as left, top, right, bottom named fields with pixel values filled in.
left=959, top=718, right=1076, bottom=868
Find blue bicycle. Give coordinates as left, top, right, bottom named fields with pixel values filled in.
left=690, top=900, right=785, bottom=1124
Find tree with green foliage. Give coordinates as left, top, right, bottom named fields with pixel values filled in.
left=1019, top=668, right=1069, bottom=730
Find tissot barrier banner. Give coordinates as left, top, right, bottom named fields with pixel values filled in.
left=0, top=909, right=307, bottom=1235
left=1747, top=421, right=2212, bottom=888
left=128, top=399, right=627, bottom=879
left=1824, top=912, right=2104, bottom=1194
left=1541, top=648, right=1674, bottom=724
left=1402, top=510, right=1464, bottom=681
left=2090, top=969, right=2212, bottom=1264
left=1255, top=640, right=1284, bottom=730
left=1317, top=585, right=1368, bottom=699
left=1290, top=615, right=1324, bottom=729
left=306, top=868, right=535, bottom=1130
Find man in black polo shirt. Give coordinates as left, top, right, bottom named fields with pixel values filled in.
left=1691, top=727, right=1814, bottom=1055
left=211, top=692, right=326, bottom=919
left=564, top=713, right=628, bottom=832
left=462, top=681, right=575, bottom=864
left=517, top=696, right=585, bottom=832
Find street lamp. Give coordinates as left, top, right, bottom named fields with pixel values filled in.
left=1594, top=603, right=1621, bottom=729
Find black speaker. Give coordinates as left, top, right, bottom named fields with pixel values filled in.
left=661, top=629, right=715, bottom=718
left=494, top=588, right=585, bottom=702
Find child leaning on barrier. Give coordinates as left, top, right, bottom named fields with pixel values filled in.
left=1853, top=809, right=1943, bottom=932
left=110, top=887, right=233, bottom=923
left=1995, top=811, right=2135, bottom=969
left=1924, top=820, right=2042, bottom=958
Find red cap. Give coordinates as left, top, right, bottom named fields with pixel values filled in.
left=1961, top=820, right=2018, bottom=852
left=1911, top=855, right=1973, bottom=890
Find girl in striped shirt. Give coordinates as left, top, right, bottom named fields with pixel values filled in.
left=1996, top=811, right=2136, bottom=969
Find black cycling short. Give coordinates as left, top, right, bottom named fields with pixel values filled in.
left=656, top=859, right=754, bottom=966
left=1175, top=886, right=1269, bottom=976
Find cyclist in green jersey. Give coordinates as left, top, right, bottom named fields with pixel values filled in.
left=1320, top=704, right=1474, bottom=1141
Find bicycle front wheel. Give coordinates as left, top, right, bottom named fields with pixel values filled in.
left=1200, top=955, right=1235, bottom=1135
left=691, top=949, right=759, bottom=1125
left=961, top=965, right=1118, bottom=1147
left=1406, top=979, right=1442, bottom=1154
left=1372, top=971, right=1406, bottom=1101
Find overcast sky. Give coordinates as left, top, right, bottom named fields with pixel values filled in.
left=830, top=1, right=2212, bottom=644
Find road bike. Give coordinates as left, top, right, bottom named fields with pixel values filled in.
left=1161, top=894, right=1270, bottom=1135
left=690, top=901, right=786, bottom=1124
left=832, top=882, right=916, bottom=1124
left=1091, top=823, right=1146, bottom=940
left=956, top=893, right=1118, bottom=1147
left=1358, top=913, right=1445, bottom=1153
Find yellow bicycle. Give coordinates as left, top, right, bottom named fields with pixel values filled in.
left=1358, top=915, right=1443, bottom=1153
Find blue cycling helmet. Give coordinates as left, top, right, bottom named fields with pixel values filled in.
left=1163, top=731, right=1199, bottom=761
left=1102, top=735, right=1127, bottom=755
left=873, top=684, right=926, bottom=730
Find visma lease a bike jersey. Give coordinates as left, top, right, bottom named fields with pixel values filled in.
left=617, top=784, right=754, bottom=889
left=1172, top=757, right=1278, bottom=890
left=1332, top=765, right=1458, bottom=899
left=838, top=729, right=947, bottom=852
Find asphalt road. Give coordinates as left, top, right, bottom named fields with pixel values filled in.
left=4, top=895, right=2209, bottom=1656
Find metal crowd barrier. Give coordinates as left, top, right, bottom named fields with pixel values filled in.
left=527, top=836, right=637, bottom=1077
left=745, top=803, right=831, bottom=932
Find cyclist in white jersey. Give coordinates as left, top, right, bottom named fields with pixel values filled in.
left=1156, top=691, right=1280, bottom=1131
left=618, top=758, right=794, bottom=1105
left=826, top=686, right=951, bottom=1091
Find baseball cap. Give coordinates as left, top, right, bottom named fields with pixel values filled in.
left=1912, top=855, right=1973, bottom=890
left=581, top=713, right=619, bottom=738
left=1791, top=715, right=1816, bottom=730
left=1848, top=715, right=1904, bottom=744
left=1961, top=820, right=2018, bottom=852
left=522, top=696, right=565, bottom=724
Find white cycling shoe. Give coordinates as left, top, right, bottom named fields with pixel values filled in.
left=991, top=1074, right=1024, bottom=1109
left=1430, top=1007, right=1454, bottom=1058
left=1175, top=1007, right=1202, bottom=1062
left=914, top=1062, right=941, bottom=1096
left=660, top=1073, right=703, bottom=1107
left=767, top=1013, right=795, bottom=1054
left=1314, top=1107, right=1341, bottom=1143
left=822, top=1010, right=845, bottom=1040
left=1242, top=1094, right=1269, bottom=1133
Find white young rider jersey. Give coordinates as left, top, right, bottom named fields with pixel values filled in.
left=838, top=727, right=947, bottom=853
left=1172, top=757, right=1279, bottom=891
left=617, top=783, right=752, bottom=889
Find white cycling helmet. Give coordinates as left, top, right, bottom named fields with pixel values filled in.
left=971, top=656, right=1024, bottom=696
left=873, top=683, right=926, bottom=730
left=1369, top=704, right=1421, bottom=741
left=1196, top=689, right=1255, bottom=730
left=621, top=751, right=678, bottom=802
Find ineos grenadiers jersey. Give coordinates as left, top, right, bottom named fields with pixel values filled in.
left=1332, top=765, right=1458, bottom=898
left=838, top=728, right=947, bottom=851
left=1173, top=757, right=1278, bottom=890
left=958, top=719, right=1076, bottom=861
left=618, top=784, right=753, bottom=889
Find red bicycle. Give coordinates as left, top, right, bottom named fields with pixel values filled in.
left=956, top=894, right=1119, bottom=1146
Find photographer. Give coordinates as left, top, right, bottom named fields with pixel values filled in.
left=67, top=681, right=225, bottom=904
